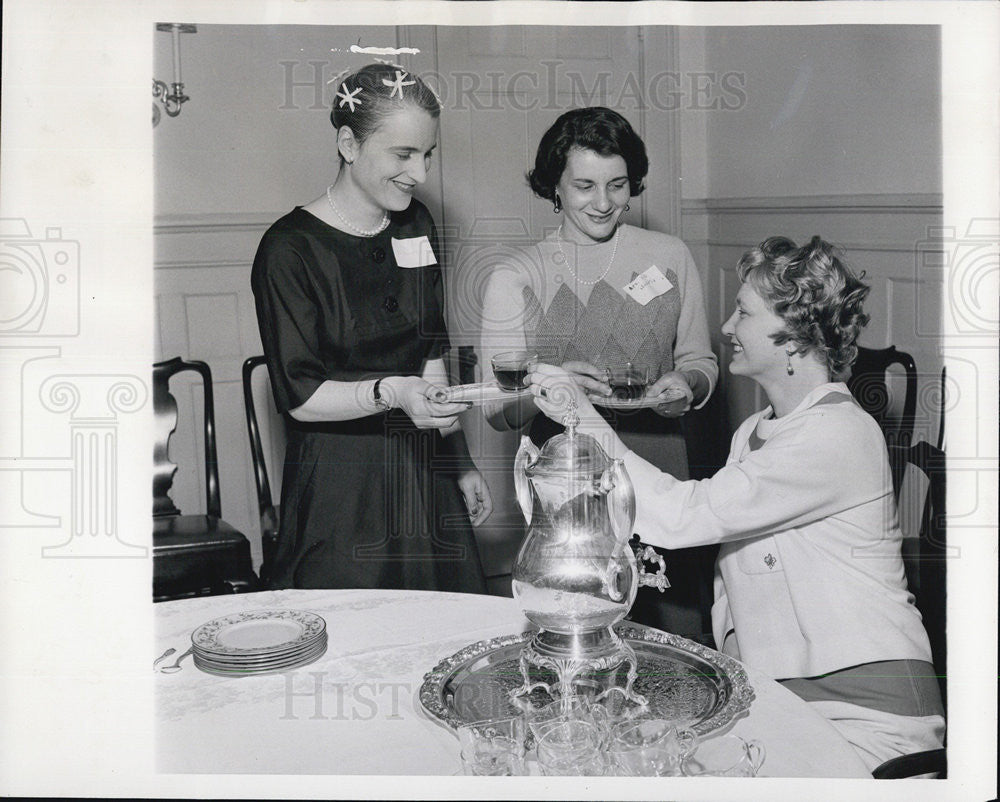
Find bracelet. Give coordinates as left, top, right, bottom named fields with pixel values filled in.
left=372, top=378, right=391, bottom=412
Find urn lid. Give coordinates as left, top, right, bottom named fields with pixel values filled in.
left=527, top=407, right=612, bottom=476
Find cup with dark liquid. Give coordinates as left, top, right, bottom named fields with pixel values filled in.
left=491, top=351, right=537, bottom=391
left=605, top=363, right=654, bottom=401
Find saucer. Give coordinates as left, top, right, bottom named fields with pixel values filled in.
left=434, top=381, right=532, bottom=405
left=589, top=386, right=687, bottom=410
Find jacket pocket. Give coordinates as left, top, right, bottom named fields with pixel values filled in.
left=734, top=534, right=784, bottom=575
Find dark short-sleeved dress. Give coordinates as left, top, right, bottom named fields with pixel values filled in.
left=251, top=201, right=487, bottom=593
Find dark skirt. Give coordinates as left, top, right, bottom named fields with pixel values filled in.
left=269, top=411, right=487, bottom=594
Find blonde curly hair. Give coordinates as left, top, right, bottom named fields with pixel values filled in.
left=737, top=236, right=871, bottom=380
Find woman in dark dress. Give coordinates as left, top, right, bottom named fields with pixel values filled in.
left=252, top=63, right=490, bottom=592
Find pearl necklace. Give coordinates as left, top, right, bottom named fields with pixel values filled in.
left=556, top=224, right=620, bottom=286
left=326, top=184, right=390, bottom=237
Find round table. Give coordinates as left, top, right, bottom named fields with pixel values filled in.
left=155, top=589, right=871, bottom=778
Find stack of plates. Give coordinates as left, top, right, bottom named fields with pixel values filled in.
left=190, top=609, right=327, bottom=677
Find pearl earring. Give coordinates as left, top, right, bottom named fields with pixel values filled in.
left=553, top=192, right=562, bottom=214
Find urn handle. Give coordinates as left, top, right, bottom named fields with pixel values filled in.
left=605, top=459, right=635, bottom=545
left=602, top=460, right=636, bottom=602
left=513, top=436, right=540, bottom=526
left=635, top=544, right=670, bottom=593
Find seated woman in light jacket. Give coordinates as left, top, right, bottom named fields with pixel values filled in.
left=526, top=235, right=944, bottom=772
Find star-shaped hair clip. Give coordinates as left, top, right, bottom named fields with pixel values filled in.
left=336, top=83, right=363, bottom=112
left=382, top=70, right=415, bottom=99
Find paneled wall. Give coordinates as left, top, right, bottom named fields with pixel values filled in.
left=680, top=24, right=943, bottom=448
left=700, top=26, right=941, bottom=199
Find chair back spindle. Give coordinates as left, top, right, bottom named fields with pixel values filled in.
left=848, top=346, right=918, bottom=471
left=242, top=355, right=285, bottom=584
left=153, top=357, right=223, bottom=517
left=153, top=361, right=181, bottom=517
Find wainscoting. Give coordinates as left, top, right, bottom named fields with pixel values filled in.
left=155, top=193, right=945, bottom=574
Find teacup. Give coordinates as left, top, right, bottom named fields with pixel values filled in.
left=535, top=719, right=607, bottom=776
left=460, top=738, right=524, bottom=776
left=603, top=363, right=655, bottom=401
left=526, top=695, right=601, bottom=740
left=608, top=717, right=698, bottom=776
left=491, top=351, right=536, bottom=391
left=681, top=734, right=765, bottom=777
left=457, top=715, right=527, bottom=776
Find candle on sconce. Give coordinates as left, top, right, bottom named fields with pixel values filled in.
left=172, top=25, right=182, bottom=86
left=153, top=23, right=196, bottom=122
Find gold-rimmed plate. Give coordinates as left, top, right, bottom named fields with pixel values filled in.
left=194, top=635, right=328, bottom=667
left=191, top=609, right=327, bottom=658
left=193, top=639, right=328, bottom=677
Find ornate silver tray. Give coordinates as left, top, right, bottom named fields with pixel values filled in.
left=419, top=626, right=754, bottom=737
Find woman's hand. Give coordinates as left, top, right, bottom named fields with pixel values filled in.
left=527, top=362, right=599, bottom=422
left=559, top=360, right=613, bottom=397
left=528, top=363, right=625, bottom=458
left=384, top=376, right=471, bottom=429
left=645, top=371, right=694, bottom=418
left=457, top=470, right=493, bottom=526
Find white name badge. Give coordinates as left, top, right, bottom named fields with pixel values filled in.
left=624, top=265, right=673, bottom=305
left=391, top=235, right=437, bottom=268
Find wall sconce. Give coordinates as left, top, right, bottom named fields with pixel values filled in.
left=152, top=23, right=197, bottom=127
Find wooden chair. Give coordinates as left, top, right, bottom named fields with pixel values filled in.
left=872, top=748, right=947, bottom=779
left=241, top=355, right=285, bottom=585
left=904, top=440, right=948, bottom=710
left=153, top=357, right=258, bottom=602
left=936, top=366, right=946, bottom=451
left=873, top=439, right=948, bottom=779
left=848, top=345, right=918, bottom=451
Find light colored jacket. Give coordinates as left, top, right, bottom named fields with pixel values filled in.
left=623, top=383, right=932, bottom=679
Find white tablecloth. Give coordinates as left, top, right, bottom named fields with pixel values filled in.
left=155, top=589, right=871, bottom=778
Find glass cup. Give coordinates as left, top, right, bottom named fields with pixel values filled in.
left=491, top=351, right=537, bottom=391
left=535, top=719, right=606, bottom=776
left=457, top=716, right=527, bottom=776
left=608, top=717, right=698, bottom=777
left=681, top=735, right=766, bottom=777
left=604, top=363, right=655, bottom=401
left=526, top=695, right=596, bottom=740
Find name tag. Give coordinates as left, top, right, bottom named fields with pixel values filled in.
left=624, top=265, right=673, bottom=305
left=391, top=235, right=437, bottom=268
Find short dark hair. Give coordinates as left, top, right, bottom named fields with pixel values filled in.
left=329, top=64, right=440, bottom=159
left=737, top=236, right=871, bottom=381
left=527, top=107, right=648, bottom=202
